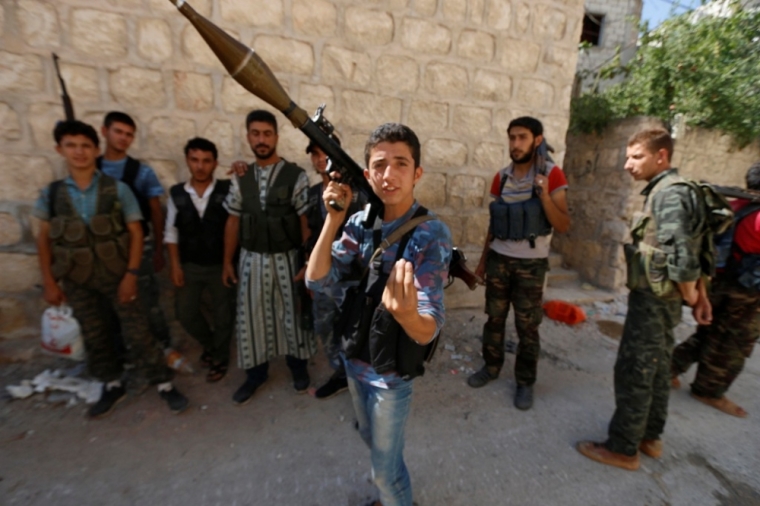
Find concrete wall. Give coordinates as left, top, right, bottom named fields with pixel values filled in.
left=0, top=0, right=586, bottom=337
left=576, top=0, right=641, bottom=92
left=553, top=116, right=760, bottom=290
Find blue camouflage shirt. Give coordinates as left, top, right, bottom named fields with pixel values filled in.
left=307, top=200, right=452, bottom=336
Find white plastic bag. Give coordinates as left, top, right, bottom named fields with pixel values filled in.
left=41, top=305, right=85, bottom=361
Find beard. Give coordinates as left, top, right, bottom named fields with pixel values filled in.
left=510, top=148, right=535, bottom=165
left=252, top=144, right=276, bottom=160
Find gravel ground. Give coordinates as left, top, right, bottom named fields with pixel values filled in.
left=1, top=303, right=758, bottom=506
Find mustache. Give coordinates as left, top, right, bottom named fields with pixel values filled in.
left=254, top=144, right=271, bottom=150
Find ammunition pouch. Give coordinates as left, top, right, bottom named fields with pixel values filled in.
left=69, top=248, right=95, bottom=285
left=63, top=220, right=87, bottom=244
left=624, top=242, right=676, bottom=298
left=94, top=239, right=128, bottom=277
left=90, top=214, right=114, bottom=237
left=489, top=197, right=552, bottom=247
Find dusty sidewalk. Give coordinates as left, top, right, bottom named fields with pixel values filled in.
left=1, top=307, right=759, bottom=506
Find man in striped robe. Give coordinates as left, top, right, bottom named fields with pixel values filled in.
left=222, top=109, right=316, bottom=405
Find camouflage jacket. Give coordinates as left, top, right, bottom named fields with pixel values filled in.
left=626, top=168, right=704, bottom=298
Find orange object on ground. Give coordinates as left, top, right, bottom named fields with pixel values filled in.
left=543, top=300, right=586, bottom=325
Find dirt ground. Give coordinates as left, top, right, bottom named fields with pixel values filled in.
left=1, top=305, right=759, bottom=506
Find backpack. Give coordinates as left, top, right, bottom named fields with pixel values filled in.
left=714, top=201, right=760, bottom=290
left=682, top=181, right=734, bottom=278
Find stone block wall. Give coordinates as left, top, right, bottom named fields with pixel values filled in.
left=0, top=0, right=586, bottom=337
left=554, top=116, right=760, bottom=290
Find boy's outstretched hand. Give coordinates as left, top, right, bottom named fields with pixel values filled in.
left=382, top=259, right=418, bottom=324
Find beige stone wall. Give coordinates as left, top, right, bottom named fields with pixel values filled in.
left=0, top=0, right=586, bottom=335
left=554, top=116, right=760, bottom=291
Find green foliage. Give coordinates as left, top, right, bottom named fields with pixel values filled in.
left=569, top=94, right=614, bottom=135
left=573, top=1, right=760, bottom=147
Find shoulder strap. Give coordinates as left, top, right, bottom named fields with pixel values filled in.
left=123, top=156, right=141, bottom=187
left=169, top=183, right=187, bottom=203
left=48, top=180, right=64, bottom=218
left=735, top=202, right=760, bottom=223
left=368, top=207, right=434, bottom=266
left=272, top=160, right=302, bottom=190
left=498, top=167, right=510, bottom=198
left=239, top=168, right=262, bottom=214
left=214, top=179, right=232, bottom=196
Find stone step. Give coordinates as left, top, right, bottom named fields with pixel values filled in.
left=548, top=252, right=563, bottom=269
left=547, top=267, right=579, bottom=286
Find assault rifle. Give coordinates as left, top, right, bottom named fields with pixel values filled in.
left=711, top=184, right=760, bottom=203
left=168, top=0, right=482, bottom=289
left=52, top=53, right=75, bottom=121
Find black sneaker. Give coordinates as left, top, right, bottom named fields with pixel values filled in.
left=89, top=384, right=126, bottom=419
left=467, top=366, right=497, bottom=388
left=514, top=384, right=534, bottom=411
left=315, top=372, right=348, bottom=399
left=160, top=387, right=189, bottom=414
left=232, top=379, right=264, bottom=405
left=292, top=367, right=310, bottom=393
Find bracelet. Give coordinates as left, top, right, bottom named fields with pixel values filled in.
left=126, top=268, right=140, bottom=276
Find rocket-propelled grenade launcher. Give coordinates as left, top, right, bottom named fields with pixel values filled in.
left=167, top=0, right=377, bottom=214
left=168, top=0, right=482, bottom=290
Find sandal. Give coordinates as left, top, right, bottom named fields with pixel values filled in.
left=206, top=360, right=229, bottom=383
left=200, top=350, right=213, bottom=369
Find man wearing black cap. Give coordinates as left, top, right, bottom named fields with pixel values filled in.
left=305, top=137, right=368, bottom=399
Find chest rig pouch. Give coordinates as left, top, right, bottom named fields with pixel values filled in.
left=489, top=165, right=552, bottom=248
left=339, top=207, right=439, bottom=381
left=48, top=176, right=129, bottom=285
left=624, top=174, right=689, bottom=299
left=239, top=161, right=303, bottom=253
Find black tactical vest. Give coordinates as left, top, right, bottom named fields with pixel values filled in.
left=47, top=175, right=129, bottom=285
left=337, top=206, right=438, bottom=381
left=170, top=180, right=230, bottom=266
left=239, top=160, right=303, bottom=253
left=489, top=161, right=553, bottom=248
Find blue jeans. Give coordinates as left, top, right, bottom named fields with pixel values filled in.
left=346, top=364, right=414, bottom=506
left=312, top=291, right=341, bottom=371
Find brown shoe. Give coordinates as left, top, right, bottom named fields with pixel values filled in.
left=576, top=441, right=640, bottom=471
left=690, top=392, right=748, bottom=418
left=639, top=439, right=663, bottom=459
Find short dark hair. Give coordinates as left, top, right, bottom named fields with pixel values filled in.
left=746, top=161, right=760, bottom=191
left=53, top=120, right=99, bottom=147
left=627, top=128, right=674, bottom=162
left=306, top=134, right=341, bottom=154
left=184, top=137, right=218, bottom=160
left=508, top=116, right=543, bottom=137
left=246, top=109, right=277, bottom=132
left=364, top=123, right=421, bottom=168
left=103, top=111, right=136, bottom=130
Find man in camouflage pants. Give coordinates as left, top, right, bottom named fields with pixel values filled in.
left=35, top=120, right=188, bottom=419
left=577, top=128, right=713, bottom=471
left=671, top=161, right=760, bottom=418
left=468, top=117, right=570, bottom=411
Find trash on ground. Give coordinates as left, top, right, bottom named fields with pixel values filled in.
left=543, top=300, right=586, bottom=325
left=444, top=344, right=456, bottom=352
left=6, top=368, right=102, bottom=404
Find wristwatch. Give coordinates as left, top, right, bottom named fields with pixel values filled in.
left=126, top=268, right=140, bottom=276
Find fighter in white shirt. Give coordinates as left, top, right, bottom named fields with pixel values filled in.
left=164, top=137, right=235, bottom=383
